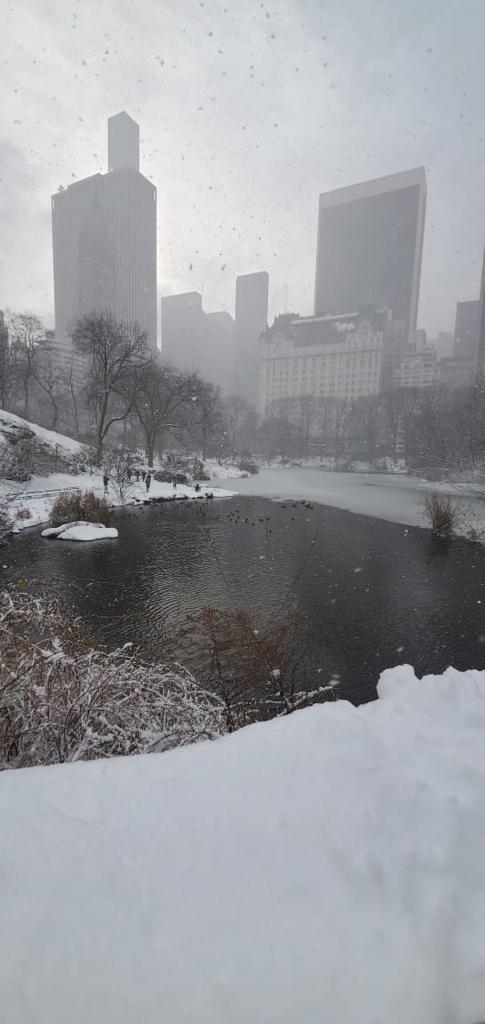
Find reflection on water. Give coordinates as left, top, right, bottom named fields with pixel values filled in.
left=3, top=495, right=485, bottom=703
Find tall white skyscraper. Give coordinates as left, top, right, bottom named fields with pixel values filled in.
left=51, top=112, right=157, bottom=350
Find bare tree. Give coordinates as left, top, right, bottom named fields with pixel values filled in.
left=0, top=327, right=15, bottom=412
left=73, top=312, right=148, bottom=463
left=104, top=451, right=134, bottom=503
left=189, top=378, right=225, bottom=459
left=33, top=351, right=65, bottom=430
left=7, top=312, right=44, bottom=418
left=224, top=394, right=255, bottom=456
left=133, top=359, right=199, bottom=466
left=64, top=351, right=81, bottom=437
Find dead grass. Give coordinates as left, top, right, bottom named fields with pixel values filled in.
left=50, top=490, right=111, bottom=527
left=424, top=493, right=458, bottom=539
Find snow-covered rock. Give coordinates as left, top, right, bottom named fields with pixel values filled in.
left=42, top=521, right=118, bottom=541
left=1, top=664, right=484, bottom=1023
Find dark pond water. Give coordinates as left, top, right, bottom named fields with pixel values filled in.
left=3, top=494, right=485, bottom=703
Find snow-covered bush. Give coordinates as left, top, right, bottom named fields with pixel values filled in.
left=104, top=452, right=134, bottom=503
left=0, top=435, right=33, bottom=481
left=0, top=588, right=226, bottom=769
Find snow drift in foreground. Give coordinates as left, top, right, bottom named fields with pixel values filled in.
left=1, top=664, right=485, bottom=1024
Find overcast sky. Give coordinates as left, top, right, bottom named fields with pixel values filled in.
left=1, top=0, right=485, bottom=341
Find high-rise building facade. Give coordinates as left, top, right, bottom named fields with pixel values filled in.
left=161, top=293, right=235, bottom=393
left=476, top=246, right=485, bottom=377
left=52, top=112, right=157, bottom=351
left=161, top=292, right=206, bottom=370
left=258, top=309, right=385, bottom=419
left=453, top=300, right=480, bottom=361
left=234, top=271, right=269, bottom=404
left=314, top=168, right=426, bottom=345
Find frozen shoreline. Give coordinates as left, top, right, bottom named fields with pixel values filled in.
left=210, top=465, right=485, bottom=530
left=1, top=472, right=235, bottom=535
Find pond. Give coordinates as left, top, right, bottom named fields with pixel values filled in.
left=3, top=485, right=485, bottom=704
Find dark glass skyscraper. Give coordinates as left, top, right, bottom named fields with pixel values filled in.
left=314, top=168, right=426, bottom=340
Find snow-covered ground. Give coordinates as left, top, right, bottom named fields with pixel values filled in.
left=1, top=664, right=484, bottom=1023
left=211, top=465, right=485, bottom=530
left=203, top=458, right=247, bottom=479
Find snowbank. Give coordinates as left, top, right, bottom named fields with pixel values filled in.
left=204, top=458, right=247, bottom=479
left=42, top=521, right=118, bottom=541
left=1, top=664, right=484, bottom=1023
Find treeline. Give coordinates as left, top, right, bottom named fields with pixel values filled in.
left=1, top=311, right=255, bottom=463
left=258, top=386, right=485, bottom=472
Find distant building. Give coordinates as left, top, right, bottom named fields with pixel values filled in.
left=314, top=168, right=426, bottom=367
left=234, top=271, right=269, bottom=405
left=439, top=356, right=475, bottom=389
left=204, top=311, right=235, bottom=393
left=394, top=331, right=440, bottom=389
left=453, top=301, right=480, bottom=362
left=52, top=112, right=157, bottom=351
left=478, top=245, right=485, bottom=376
left=161, top=292, right=206, bottom=370
left=161, top=294, right=235, bottom=392
left=258, top=309, right=385, bottom=419
left=44, top=329, right=88, bottom=390
left=431, top=330, right=453, bottom=359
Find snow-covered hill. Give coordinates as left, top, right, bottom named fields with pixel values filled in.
left=0, top=409, right=84, bottom=460
left=1, top=663, right=484, bottom=1023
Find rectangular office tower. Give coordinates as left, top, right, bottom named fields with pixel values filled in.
left=52, top=112, right=157, bottom=350
left=314, top=168, right=426, bottom=341
left=234, top=271, right=269, bottom=404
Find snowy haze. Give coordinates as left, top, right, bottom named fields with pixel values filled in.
left=1, top=0, right=485, bottom=337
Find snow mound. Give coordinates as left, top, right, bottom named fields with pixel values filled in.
left=1, top=664, right=485, bottom=1023
left=42, top=521, right=118, bottom=541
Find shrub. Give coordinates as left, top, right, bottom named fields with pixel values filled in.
left=0, top=588, right=226, bottom=769
left=50, top=490, right=112, bottom=527
left=154, top=470, right=189, bottom=485
left=0, top=501, right=11, bottom=546
left=0, top=436, right=33, bottom=482
left=184, top=606, right=335, bottom=729
left=192, top=459, right=210, bottom=482
left=15, top=507, right=32, bottom=521
left=237, top=458, right=258, bottom=475
left=424, top=493, right=458, bottom=539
